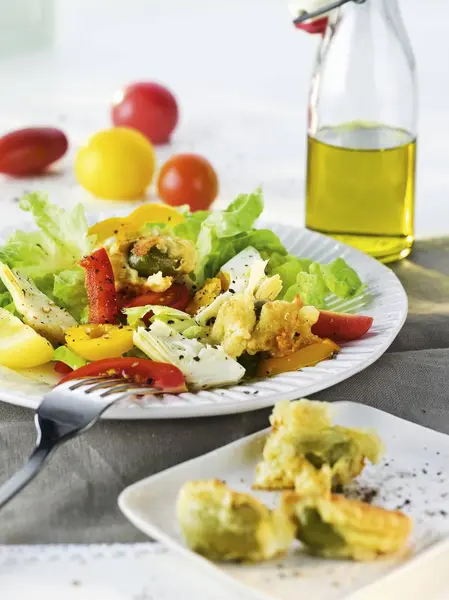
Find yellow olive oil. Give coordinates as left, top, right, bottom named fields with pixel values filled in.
left=306, top=123, right=416, bottom=263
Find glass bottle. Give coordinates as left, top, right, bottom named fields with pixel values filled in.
left=305, top=0, right=417, bottom=263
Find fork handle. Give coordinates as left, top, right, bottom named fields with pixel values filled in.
left=0, top=445, right=54, bottom=510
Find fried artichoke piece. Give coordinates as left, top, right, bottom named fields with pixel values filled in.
left=211, top=293, right=257, bottom=359
left=246, top=297, right=319, bottom=358
left=176, top=480, right=295, bottom=562
left=108, top=231, right=196, bottom=294
left=254, top=399, right=384, bottom=491
left=282, top=462, right=412, bottom=561
left=211, top=295, right=319, bottom=360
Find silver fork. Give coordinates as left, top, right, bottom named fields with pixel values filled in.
left=0, top=376, right=158, bottom=510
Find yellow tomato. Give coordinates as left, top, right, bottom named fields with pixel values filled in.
left=75, top=127, right=156, bottom=199
left=0, top=308, right=53, bottom=368
left=89, top=203, right=185, bottom=244
left=65, top=324, right=134, bottom=361
left=257, top=339, right=340, bottom=377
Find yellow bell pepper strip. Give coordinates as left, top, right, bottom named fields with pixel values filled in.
left=186, top=278, right=222, bottom=315
left=257, top=339, right=340, bottom=377
left=0, top=307, right=54, bottom=368
left=88, top=203, right=185, bottom=244
left=65, top=324, right=134, bottom=361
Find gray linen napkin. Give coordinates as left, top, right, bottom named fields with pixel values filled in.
left=0, top=239, right=448, bottom=543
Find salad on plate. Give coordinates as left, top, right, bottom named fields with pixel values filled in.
left=0, top=188, right=373, bottom=393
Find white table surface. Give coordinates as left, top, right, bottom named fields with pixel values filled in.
left=0, top=1, right=448, bottom=598
left=0, top=0, right=447, bottom=235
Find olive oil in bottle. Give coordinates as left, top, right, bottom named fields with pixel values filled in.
left=305, top=0, right=417, bottom=263
left=306, top=123, right=416, bottom=262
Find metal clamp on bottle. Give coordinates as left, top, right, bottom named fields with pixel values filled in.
left=292, top=0, right=366, bottom=26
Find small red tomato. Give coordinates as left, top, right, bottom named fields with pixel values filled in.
left=112, top=82, right=179, bottom=145
left=0, top=127, right=68, bottom=176
left=157, top=153, right=218, bottom=211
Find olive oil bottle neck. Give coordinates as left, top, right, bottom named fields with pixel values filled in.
left=310, top=0, right=417, bottom=139
left=325, top=0, right=413, bottom=63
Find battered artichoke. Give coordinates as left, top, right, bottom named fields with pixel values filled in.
left=176, top=479, right=295, bottom=562
left=282, top=462, right=412, bottom=561
left=254, top=399, right=384, bottom=490
left=108, top=230, right=196, bottom=294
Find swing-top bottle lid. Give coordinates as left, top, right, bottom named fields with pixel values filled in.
left=290, top=0, right=366, bottom=26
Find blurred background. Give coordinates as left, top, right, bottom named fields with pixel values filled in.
left=0, top=0, right=446, bottom=233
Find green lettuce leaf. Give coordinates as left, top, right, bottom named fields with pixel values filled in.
left=53, top=267, right=88, bottom=321
left=0, top=290, right=15, bottom=314
left=0, top=192, right=93, bottom=279
left=0, top=192, right=92, bottom=318
left=203, top=230, right=286, bottom=280
left=237, top=230, right=286, bottom=256
left=284, top=271, right=327, bottom=307
left=194, top=188, right=265, bottom=284
left=173, top=210, right=210, bottom=242
left=204, top=188, right=264, bottom=238
left=316, top=258, right=365, bottom=298
left=267, top=254, right=311, bottom=296
left=175, top=188, right=287, bottom=285
left=53, top=346, right=88, bottom=370
left=267, top=253, right=367, bottom=309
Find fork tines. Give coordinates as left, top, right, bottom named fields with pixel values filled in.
left=66, top=376, right=159, bottom=397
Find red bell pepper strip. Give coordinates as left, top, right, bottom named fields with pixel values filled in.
left=58, top=357, right=187, bottom=393
left=119, top=283, right=190, bottom=326
left=54, top=361, right=73, bottom=375
left=312, top=311, right=373, bottom=342
left=80, top=247, right=119, bottom=324
left=121, top=283, right=189, bottom=312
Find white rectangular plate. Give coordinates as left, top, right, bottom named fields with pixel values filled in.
left=119, top=402, right=449, bottom=600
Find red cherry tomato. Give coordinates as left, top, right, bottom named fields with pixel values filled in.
left=112, top=82, right=179, bottom=145
left=58, top=357, right=187, bottom=393
left=0, top=127, right=68, bottom=176
left=157, top=153, right=218, bottom=211
left=312, top=311, right=373, bottom=342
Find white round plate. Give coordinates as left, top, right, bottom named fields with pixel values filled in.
left=0, top=222, right=407, bottom=419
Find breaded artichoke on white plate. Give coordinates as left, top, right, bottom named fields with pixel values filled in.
left=253, top=399, right=384, bottom=491
left=108, top=230, right=196, bottom=295
left=211, top=295, right=319, bottom=360
left=282, top=462, right=412, bottom=561
left=210, top=293, right=257, bottom=359
left=246, top=297, right=319, bottom=357
left=176, top=480, right=295, bottom=562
